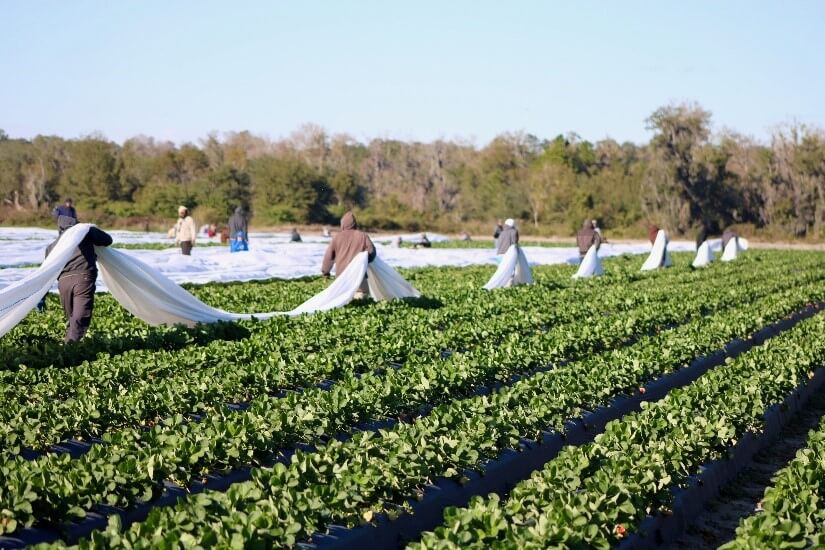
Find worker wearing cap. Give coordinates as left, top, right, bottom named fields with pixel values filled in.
left=496, top=218, right=519, bottom=255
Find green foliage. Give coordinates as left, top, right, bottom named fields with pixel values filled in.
left=194, top=167, right=251, bottom=219
left=249, top=155, right=327, bottom=224
left=2, top=252, right=825, bottom=547
left=414, top=299, right=825, bottom=549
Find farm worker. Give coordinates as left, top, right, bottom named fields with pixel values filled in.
left=45, top=216, right=113, bottom=342
left=722, top=228, right=738, bottom=249
left=496, top=218, right=519, bottom=255
left=576, top=219, right=602, bottom=258
left=414, top=233, right=431, bottom=249
left=174, top=206, right=197, bottom=256
left=592, top=219, right=605, bottom=241
left=321, top=211, right=377, bottom=299
left=459, top=231, right=471, bottom=241
left=228, top=207, right=249, bottom=252
left=52, top=197, right=78, bottom=221
left=290, top=228, right=302, bottom=243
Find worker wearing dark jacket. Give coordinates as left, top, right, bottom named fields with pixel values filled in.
left=321, top=211, right=376, bottom=298
left=45, top=216, right=113, bottom=342
left=228, top=207, right=249, bottom=252
left=496, top=218, right=519, bottom=255
left=52, top=198, right=77, bottom=221
left=576, top=219, right=602, bottom=258
left=228, top=207, right=248, bottom=239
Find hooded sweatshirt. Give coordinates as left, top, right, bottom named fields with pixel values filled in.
left=228, top=208, right=248, bottom=240
left=496, top=224, right=519, bottom=255
left=321, top=211, right=376, bottom=276
left=576, top=220, right=601, bottom=256
left=647, top=224, right=660, bottom=245
left=45, top=216, right=113, bottom=278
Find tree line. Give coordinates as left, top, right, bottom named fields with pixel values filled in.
left=1, top=102, right=823, bottom=239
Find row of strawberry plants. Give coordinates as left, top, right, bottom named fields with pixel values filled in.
left=0, top=256, right=786, bottom=454
left=0, top=266, right=781, bottom=534
left=411, top=312, right=825, bottom=549
left=23, top=279, right=825, bottom=546
left=721, top=416, right=825, bottom=549
left=0, top=250, right=773, bottom=374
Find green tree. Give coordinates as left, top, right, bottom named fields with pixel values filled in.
left=249, top=156, right=326, bottom=223
left=60, top=137, right=121, bottom=208
left=195, top=167, right=252, bottom=219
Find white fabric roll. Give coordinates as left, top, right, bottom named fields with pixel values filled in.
left=572, top=245, right=604, bottom=278
left=484, top=245, right=533, bottom=289
left=641, top=229, right=672, bottom=271
left=692, top=240, right=715, bottom=268
left=721, top=236, right=745, bottom=262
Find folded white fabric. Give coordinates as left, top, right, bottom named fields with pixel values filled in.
left=572, top=244, right=604, bottom=278
left=484, top=245, right=533, bottom=290
left=720, top=236, right=746, bottom=262
left=641, top=229, right=672, bottom=271
left=1, top=225, right=421, bottom=337
left=692, top=240, right=715, bottom=268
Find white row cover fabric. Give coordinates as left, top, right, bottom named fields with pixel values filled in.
left=572, top=245, right=604, bottom=278
left=720, top=236, right=748, bottom=262
left=0, top=225, right=420, bottom=338
left=640, top=229, right=673, bottom=271
left=0, top=224, right=93, bottom=339
left=692, top=240, right=715, bottom=268
left=483, top=245, right=534, bottom=290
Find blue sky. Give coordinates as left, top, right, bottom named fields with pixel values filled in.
left=1, top=1, right=823, bottom=145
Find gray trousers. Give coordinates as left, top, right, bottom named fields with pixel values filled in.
left=180, top=241, right=193, bottom=255
left=58, top=274, right=96, bottom=342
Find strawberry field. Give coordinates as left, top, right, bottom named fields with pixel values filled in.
left=2, top=250, right=825, bottom=548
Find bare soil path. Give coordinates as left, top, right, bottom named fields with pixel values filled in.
left=669, top=386, right=825, bottom=549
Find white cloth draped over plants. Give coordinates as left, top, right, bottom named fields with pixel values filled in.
left=692, top=240, right=715, bottom=268
left=721, top=236, right=748, bottom=262
left=0, top=224, right=420, bottom=338
left=572, top=245, right=604, bottom=278
left=640, top=230, right=673, bottom=271
left=483, top=245, right=534, bottom=290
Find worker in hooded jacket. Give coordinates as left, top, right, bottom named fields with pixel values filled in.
left=321, top=211, right=377, bottom=299
left=45, top=215, right=113, bottom=342
left=576, top=219, right=602, bottom=258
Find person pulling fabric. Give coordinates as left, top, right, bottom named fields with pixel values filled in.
left=45, top=216, right=113, bottom=341
left=321, top=211, right=376, bottom=299
left=496, top=218, right=519, bottom=255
